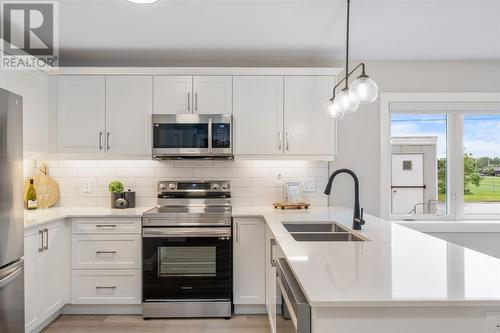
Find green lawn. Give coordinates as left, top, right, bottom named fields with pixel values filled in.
left=465, top=176, right=500, bottom=202
left=438, top=176, right=500, bottom=202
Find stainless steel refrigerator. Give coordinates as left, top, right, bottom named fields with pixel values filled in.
left=0, top=88, right=24, bottom=333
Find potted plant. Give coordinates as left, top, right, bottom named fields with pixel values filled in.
left=108, top=180, right=124, bottom=208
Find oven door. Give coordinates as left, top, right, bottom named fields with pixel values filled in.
left=142, top=227, right=232, bottom=302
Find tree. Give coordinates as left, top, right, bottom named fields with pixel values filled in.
left=437, top=154, right=483, bottom=195
left=464, top=153, right=483, bottom=194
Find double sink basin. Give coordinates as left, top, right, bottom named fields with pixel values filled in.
left=283, top=222, right=367, bottom=242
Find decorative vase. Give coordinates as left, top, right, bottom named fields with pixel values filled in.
left=110, top=192, right=123, bottom=208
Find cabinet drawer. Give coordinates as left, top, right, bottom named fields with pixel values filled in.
left=72, top=269, right=141, bottom=304
left=72, top=218, right=141, bottom=234
left=72, top=234, right=141, bottom=269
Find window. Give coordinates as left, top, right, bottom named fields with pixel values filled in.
left=463, top=115, right=500, bottom=215
left=381, top=93, right=500, bottom=220
left=390, top=114, right=448, bottom=216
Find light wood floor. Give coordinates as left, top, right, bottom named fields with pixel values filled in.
left=43, top=315, right=271, bottom=333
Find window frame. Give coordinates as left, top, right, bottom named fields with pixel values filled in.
left=380, top=92, right=500, bottom=221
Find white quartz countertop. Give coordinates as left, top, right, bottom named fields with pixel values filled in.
left=24, top=207, right=152, bottom=229
left=24, top=205, right=500, bottom=308
left=233, top=206, right=500, bottom=307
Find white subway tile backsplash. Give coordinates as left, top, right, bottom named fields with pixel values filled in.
left=194, top=168, right=232, bottom=178
left=232, top=167, right=270, bottom=178
left=77, top=168, right=115, bottom=178
left=155, top=168, right=194, bottom=178
left=25, top=159, right=328, bottom=208
left=51, top=168, right=79, bottom=178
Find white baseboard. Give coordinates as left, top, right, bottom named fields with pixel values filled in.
left=233, top=304, right=267, bottom=314
left=63, top=304, right=143, bottom=315
left=30, top=307, right=64, bottom=333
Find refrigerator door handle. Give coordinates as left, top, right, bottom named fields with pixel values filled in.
left=0, top=259, right=23, bottom=289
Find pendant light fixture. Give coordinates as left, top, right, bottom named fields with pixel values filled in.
left=326, top=0, right=378, bottom=119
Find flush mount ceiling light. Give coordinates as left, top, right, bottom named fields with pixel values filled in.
left=127, top=0, right=159, bottom=4
left=326, top=0, right=378, bottom=119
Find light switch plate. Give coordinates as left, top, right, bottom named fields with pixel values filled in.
left=81, top=178, right=93, bottom=193
left=303, top=178, right=316, bottom=192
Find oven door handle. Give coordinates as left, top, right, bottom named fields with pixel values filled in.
left=143, top=227, right=231, bottom=238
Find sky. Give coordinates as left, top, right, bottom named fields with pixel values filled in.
left=391, top=114, right=500, bottom=159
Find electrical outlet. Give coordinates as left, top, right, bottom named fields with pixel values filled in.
left=81, top=178, right=93, bottom=193
left=485, top=312, right=500, bottom=333
left=303, top=178, right=316, bottom=192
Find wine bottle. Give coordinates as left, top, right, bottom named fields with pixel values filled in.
left=26, top=179, right=37, bottom=210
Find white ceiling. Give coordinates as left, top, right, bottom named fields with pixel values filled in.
left=35, top=0, right=500, bottom=65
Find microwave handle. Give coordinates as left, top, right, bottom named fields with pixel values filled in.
left=208, top=118, right=213, bottom=152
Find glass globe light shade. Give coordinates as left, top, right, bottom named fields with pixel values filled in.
left=335, top=88, right=359, bottom=113
left=325, top=98, right=345, bottom=119
left=348, top=75, right=379, bottom=104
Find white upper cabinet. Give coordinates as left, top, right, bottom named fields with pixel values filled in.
left=284, top=76, right=336, bottom=155
left=233, top=76, right=283, bottom=155
left=8, top=69, right=49, bottom=153
left=193, top=76, right=232, bottom=114
left=154, top=76, right=232, bottom=115
left=57, top=76, right=106, bottom=154
left=105, top=76, right=152, bottom=155
left=154, top=76, right=192, bottom=114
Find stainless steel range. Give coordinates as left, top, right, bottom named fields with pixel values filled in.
left=142, top=180, right=232, bottom=319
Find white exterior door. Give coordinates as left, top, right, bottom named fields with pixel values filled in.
left=233, top=76, right=284, bottom=155
left=193, top=76, right=232, bottom=114
left=105, top=76, right=152, bottom=155
left=153, top=76, right=192, bottom=114
left=283, top=76, right=336, bottom=155
left=57, top=76, right=106, bottom=153
left=392, top=154, right=425, bottom=214
left=233, top=218, right=266, bottom=305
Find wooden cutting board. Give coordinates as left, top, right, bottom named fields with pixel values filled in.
left=23, top=162, right=60, bottom=208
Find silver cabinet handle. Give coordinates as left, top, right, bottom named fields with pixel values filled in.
left=235, top=222, right=239, bottom=243
left=96, top=250, right=117, bottom=254
left=285, top=132, right=290, bottom=151
left=187, top=92, right=191, bottom=111
left=43, top=228, right=48, bottom=251
left=96, top=224, right=117, bottom=228
left=38, top=230, right=44, bottom=252
left=278, top=132, right=282, bottom=151
left=99, top=132, right=103, bottom=150
left=96, top=286, right=116, bottom=289
left=270, top=238, right=277, bottom=267
left=106, top=132, right=110, bottom=150
left=195, top=92, right=198, bottom=111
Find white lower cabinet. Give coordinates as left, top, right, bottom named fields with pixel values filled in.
left=71, top=270, right=141, bottom=304
left=233, top=218, right=266, bottom=305
left=24, top=220, right=70, bottom=332
left=72, top=234, right=141, bottom=269
left=71, top=218, right=142, bottom=305
left=265, top=224, right=278, bottom=333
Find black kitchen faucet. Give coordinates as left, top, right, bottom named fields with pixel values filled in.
left=324, top=168, right=365, bottom=231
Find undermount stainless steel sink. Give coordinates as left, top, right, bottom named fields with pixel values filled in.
left=282, top=222, right=368, bottom=242
left=290, top=232, right=365, bottom=242
left=282, top=222, right=350, bottom=233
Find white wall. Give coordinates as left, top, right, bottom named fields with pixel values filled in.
left=330, top=60, right=500, bottom=217
left=24, top=159, right=329, bottom=208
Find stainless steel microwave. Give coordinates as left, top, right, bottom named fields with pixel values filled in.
left=152, top=114, right=233, bottom=160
